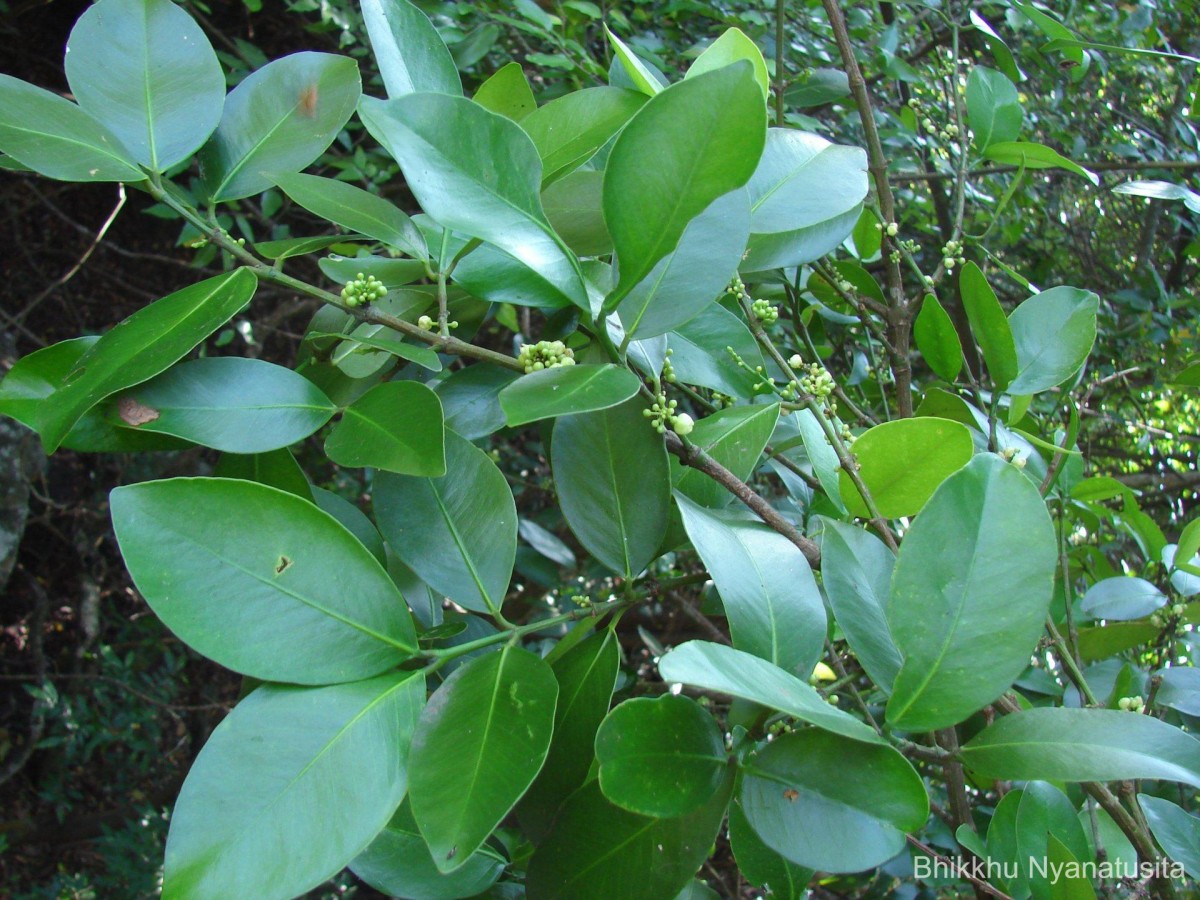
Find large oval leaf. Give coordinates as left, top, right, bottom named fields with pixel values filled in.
left=666, top=303, right=764, bottom=395
left=1079, top=576, right=1167, bottom=621
left=408, top=645, right=558, bottom=872
left=1007, top=286, right=1099, bottom=395
left=729, top=800, right=813, bottom=898
left=65, top=0, right=224, bottom=170
left=961, top=708, right=1200, bottom=788
left=201, top=52, right=361, bottom=202
left=551, top=397, right=670, bottom=577
left=886, top=454, right=1057, bottom=731
left=361, top=0, right=461, bottom=98
left=658, top=641, right=884, bottom=745
left=374, top=430, right=517, bottom=614
left=163, top=672, right=424, bottom=898
left=324, top=380, right=446, bottom=476
left=604, top=62, right=765, bottom=305
left=746, top=129, right=868, bottom=236
left=966, top=66, right=1023, bottom=151
left=37, top=269, right=257, bottom=453
left=673, top=403, right=779, bottom=509
left=499, top=364, right=642, bottom=426
left=1138, top=795, right=1200, bottom=879
left=686, top=27, right=770, bottom=98
left=676, top=493, right=825, bottom=676
left=524, top=86, right=648, bottom=187
left=596, top=695, right=727, bottom=818
left=838, top=417, right=974, bottom=519
left=0, top=74, right=143, bottom=182
left=740, top=730, right=928, bottom=873
left=914, top=293, right=963, bottom=383
left=108, top=357, right=336, bottom=453
left=359, top=93, right=589, bottom=313
left=110, top=477, right=417, bottom=683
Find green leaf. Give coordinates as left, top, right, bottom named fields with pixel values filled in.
left=959, top=262, right=1018, bottom=392
left=107, top=357, right=335, bottom=453
left=1007, top=287, right=1099, bottom=394
left=838, top=417, right=974, bottom=519
left=818, top=519, right=902, bottom=693
left=523, top=87, right=648, bottom=187
left=795, top=408, right=845, bottom=512
left=1017, top=783, right=1091, bottom=900
left=970, top=11, right=1024, bottom=83
left=551, top=398, right=670, bottom=577
left=519, top=630, right=620, bottom=839
left=473, top=62, right=536, bottom=121
left=886, top=454, right=1057, bottom=731
left=1139, top=794, right=1200, bottom=879
left=164, top=672, right=424, bottom=898
left=1177, top=517, right=1200, bottom=572
left=351, top=801, right=506, bottom=899
left=408, top=645, right=558, bottom=872
left=961, top=708, right=1200, bottom=788
left=728, top=801, right=813, bottom=899
left=784, top=68, right=850, bottom=107
left=37, top=269, right=257, bottom=453
left=673, top=402, right=779, bottom=508
left=675, top=494, right=825, bottom=676
left=605, top=26, right=664, bottom=97
left=605, top=63, right=766, bottom=305
left=111, top=477, right=417, bottom=682
left=525, top=773, right=733, bottom=900
left=743, top=202, right=863, bottom=270
left=312, top=487, right=386, bottom=566
left=666, top=303, right=764, bottom=395
left=436, top=364, right=521, bottom=440
left=361, top=0, right=461, bottom=97
left=0, top=74, right=143, bottom=182
left=596, top=695, right=726, bottom=817
left=543, top=169, right=612, bottom=257
left=1079, top=577, right=1166, bottom=621
left=658, top=641, right=885, bottom=745
left=374, top=430, right=517, bottom=614
left=686, top=27, right=770, bottom=99
left=966, top=66, right=1023, bottom=151
left=201, top=52, right=361, bottom=202
left=914, top=294, right=963, bottom=382
left=324, top=381, right=446, bottom=476
left=1113, top=180, right=1200, bottom=214
left=739, top=730, right=928, bottom=873
left=359, top=93, right=590, bottom=313
left=272, top=172, right=427, bottom=260
left=215, top=448, right=311, bottom=498
left=983, top=142, right=1099, bottom=186
left=64, top=0, right=224, bottom=171
left=499, top=364, right=642, bottom=426
left=616, top=188, right=751, bottom=340
left=254, top=234, right=371, bottom=260
left=746, top=129, right=868, bottom=237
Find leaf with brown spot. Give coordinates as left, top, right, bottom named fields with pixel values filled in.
left=118, top=396, right=160, bottom=427
left=299, top=84, right=319, bottom=118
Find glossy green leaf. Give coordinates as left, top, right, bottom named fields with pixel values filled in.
left=1007, top=287, right=1099, bottom=394
left=1018, top=783, right=1091, bottom=900
left=499, top=364, right=641, bottom=426
left=960, top=262, right=1018, bottom=392
left=374, top=430, right=517, bottom=614
left=452, top=240, right=580, bottom=309
left=666, top=303, right=763, bottom=395
left=818, top=519, right=901, bottom=693
left=966, top=66, right=1023, bottom=151
left=1139, top=794, right=1200, bottom=878
left=658, top=641, right=885, bottom=745
left=605, top=63, right=766, bottom=304
left=785, top=68, right=850, bottom=107
left=596, top=695, right=726, bottom=817
left=254, top=234, right=370, bottom=260
left=983, top=142, right=1099, bottom=185
left=673, top=402, right=779, bottom=508
left=362, top=0, right=461, bottom=98
left=519, top=518, right=576, bottom=567
left=605, top=26, right=663, bottom=96
left=523, top=87, right=647, bottom=187
left=676, top=494, right=825, bottom=675
left=324, top=380, right=446, bottom=476
left=311, top=487, right=386, bottom=566
left=961, top=708, right=1200, bottom=788
left=886, top=454, right=1057, bottom=731
left=838, top=417, right=974, bottom=519
left=320, top=327, right=442, bottom=374
left=795, top=408, right=845, bottom=511
left=1079, top=576, right=1166, bottom=621
left=1158, top=667, right=1200, bottom=716
left=359, top=93, right=590, bottom=313
left=746, top=129, right=868, bottom=237
left=214, top=448, right=311, bottom=498
left=542, top=169, right=611, bottom=257
left=272, top=172, right=427, bottom=260
left=107, top=357, right=335, bottom=453
left=914, top=293, right=963, bottom=382
left=408, top=645, right=557, bottom=872
left=0, top=75, right=143, bottom=182
left=551, top=398, right=670, bottom=577
left=64, top=0, right=224, bottom=171
left=743, top=203, right=863, bottom=270
left=686, top=27, right=770, bottom=98
left=37, top=269, right=257, bottom=453
left=728, top=801, right=812, bottom=899
left=616, top=188, right=751, bottom=340
left=739, top=730, right=928, bottom=873
left=473, top=62, right=536, bottom=121
left=519, top=630, right=620, bottom=839
left=435, top=364, right=521, bottom=440
left=320, top=254, right=427, bottom=289
left=111, top=477, right=417, bottom=682
left=970, top=11, right=1024, bottom=83
left=201, top=52, right=361, bottom=202
left=525, top=773, right=733, bottom=900
left=351, top=801, right=506, bottom=900
left=164, top=672, right=424, bottom=898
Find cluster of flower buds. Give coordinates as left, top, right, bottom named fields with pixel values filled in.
left=800, top=363, right=835, bottom=401
left=1117, top=695, right=1145, bottom=713
left=517, top=340, right=575, bottom=373
left=662, top=348, right=677, bottom=384
left=751, top=297, right=779, bottom=325
left=340, top=273, right=387, bottom=308
left=943, top=239, right=966, bottom=270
